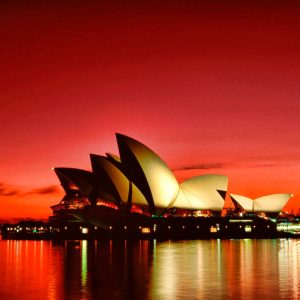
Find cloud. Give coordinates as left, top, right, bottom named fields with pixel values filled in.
left=248, top=163, right=278, bottom=168
left=25, top=185, right=59, bottom=195
left=0, top=183, right=20, bottom=196
left=0, top=183, right=59, bottom=197
left=174, top=163, right=224, bottom=171
left=1, top=190, right=19, bottom=196
left=240, top=157, right=286, bottom=168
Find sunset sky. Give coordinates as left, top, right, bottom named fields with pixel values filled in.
left=1, top=0, right=300, bottom=220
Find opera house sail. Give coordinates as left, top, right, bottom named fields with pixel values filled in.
left=46, top=133, right=294, bottom=238
left=230, top=194, right=292, bottom=218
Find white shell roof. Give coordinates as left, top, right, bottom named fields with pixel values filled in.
left=117, top=134, right=179, bottom=209
left=173, top=174, right=228, bottom=211
left=230, top=193, right=292, bottom=213
left=91, top=155, right=148, bottom=207
left=54, top=134, right=292, bottom=215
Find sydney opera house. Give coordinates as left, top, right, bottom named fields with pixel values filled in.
left=43, top=133, right=294, bottom=239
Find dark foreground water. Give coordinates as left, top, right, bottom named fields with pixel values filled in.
left=1, top=238, right=300, bottom=299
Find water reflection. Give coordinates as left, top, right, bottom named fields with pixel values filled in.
left=0, top=239, right=64, bottom=299
left=0, top=239, right=300, bottom=299
left=278, top=239, right=300, bottom=299
left=81, top=240, right=88, bottom=291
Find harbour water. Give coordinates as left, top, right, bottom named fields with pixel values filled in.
left=1, top=238, right=300, bottom=299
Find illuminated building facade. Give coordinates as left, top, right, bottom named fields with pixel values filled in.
left=50, top=133, right=292, bottom=232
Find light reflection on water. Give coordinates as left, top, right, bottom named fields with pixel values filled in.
left=81, top=240, right=88, bottom=292
left=0, top=238, right=300, bottom=299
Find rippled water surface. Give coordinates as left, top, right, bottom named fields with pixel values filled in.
left=1, top=238, right=300, bottom=299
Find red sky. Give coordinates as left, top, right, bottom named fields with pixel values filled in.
left=1, top=0, right=300, bottom=220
